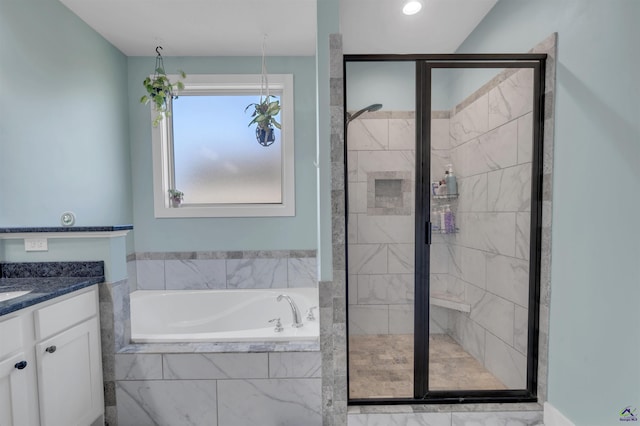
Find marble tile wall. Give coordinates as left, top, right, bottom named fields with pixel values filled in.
left=114, top=351, right=321, bottom=426
left=98, top=278, right=131, bottom=426
left=346, top=111, right=416, bottom=336
left=443, top=67, right=535, bottom=390
left=129, top=250, right=317, bottom=291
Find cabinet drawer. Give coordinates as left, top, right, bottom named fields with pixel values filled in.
left=35, top=289, right=97, bottom=340
left=0, top=316, right=23, bottom=359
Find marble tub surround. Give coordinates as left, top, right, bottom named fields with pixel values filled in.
left=129, top=250, right=317, bottom=291
left=118, top=340, right=319, bottom=354
left=0, top=261, right=105, bottom=315
left=114, top=250, right=319, bottom=425
left=114, top=351, right=321, bottom=426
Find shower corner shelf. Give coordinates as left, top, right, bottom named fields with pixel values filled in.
left=431, top=228, right=458, bottom=235
left=432, top=193, right=459, bottom=201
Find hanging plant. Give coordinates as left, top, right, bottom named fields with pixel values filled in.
left=140, top=46, right=186, bottom=127
left=245, top=35, right=280, bottom=147
left=245, top=95, right=281, bottom=146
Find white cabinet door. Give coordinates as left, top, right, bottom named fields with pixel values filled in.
left=36, top=317, right=103, bottom=426
left=0, top=352, right=33, bottom=426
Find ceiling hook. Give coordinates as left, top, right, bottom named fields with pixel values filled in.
left=155, top=46, right=163, bottom=56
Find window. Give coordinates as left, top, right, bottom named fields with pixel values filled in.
left=151, top=74, right=295, bottom=218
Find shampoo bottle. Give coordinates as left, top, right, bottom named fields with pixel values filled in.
left=444, top=205, right=455, bottom=233
left=445, top=164, right=457, bottom=195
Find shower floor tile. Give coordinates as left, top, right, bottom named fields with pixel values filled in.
left=348, top=333, right=505, bottom=399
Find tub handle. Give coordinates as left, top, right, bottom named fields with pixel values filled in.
left=306, top=306, right=318, bottom=321
left=269, top=318, right=284, bottom=332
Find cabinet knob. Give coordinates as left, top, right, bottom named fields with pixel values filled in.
left=45, top=345, right=57, bottom=354
left=14, top=361, right=27, bottom=370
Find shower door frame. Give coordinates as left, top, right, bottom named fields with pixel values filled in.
left=345, top=53, right=547, bottom=406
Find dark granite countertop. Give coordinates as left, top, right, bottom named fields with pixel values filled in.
left=0, top=277, right=104, bottom=316
left=0, top=261, right=105, bottom=317
left=0, top=225, right=133, bottom=234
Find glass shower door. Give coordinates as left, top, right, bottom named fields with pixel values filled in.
left=426, top=63, right=539, bottom=393
left=344, top=55, right=544, bottom=402
left=346, top=61, right=416, bottom=399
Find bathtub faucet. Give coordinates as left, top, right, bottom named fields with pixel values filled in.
left=276, top=294, right=304, bottom=328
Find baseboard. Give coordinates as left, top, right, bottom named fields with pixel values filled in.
left=544, top=402, right=575, bottom=426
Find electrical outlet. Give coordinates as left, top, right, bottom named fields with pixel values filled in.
left=25, top=238, right=48, bottom=252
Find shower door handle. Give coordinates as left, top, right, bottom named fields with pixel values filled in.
left=426, top=221, right=432, bottom=245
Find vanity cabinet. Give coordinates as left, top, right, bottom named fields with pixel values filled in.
left=0, top=287, right=103, bottom=426
left=0, top=349, right=32, bottom=425
left=0, top=314, right=35, bottom=425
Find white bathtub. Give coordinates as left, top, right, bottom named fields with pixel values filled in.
left=130, top=288, right=319, bottom=343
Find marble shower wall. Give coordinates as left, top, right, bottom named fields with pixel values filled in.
left=346, top=112, right=417, bottom=336
left=442, top=68, right=535, bottom=389
left=128, top=250, right=317, bottom=291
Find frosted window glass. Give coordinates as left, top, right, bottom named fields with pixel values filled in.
left=172, top=95, right=282, bottom=204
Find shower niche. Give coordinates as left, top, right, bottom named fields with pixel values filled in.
left=345, top=55, right=545, bottom=404
left=368, top=172, right=412, bottom=216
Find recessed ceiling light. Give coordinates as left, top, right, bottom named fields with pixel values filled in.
left=402, top=0, right=423, bottom=15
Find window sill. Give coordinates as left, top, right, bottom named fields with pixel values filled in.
left=154, top=204, right=294, bottom=218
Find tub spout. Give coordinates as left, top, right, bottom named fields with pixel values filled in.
left=277, top=294, right=304, bottom=328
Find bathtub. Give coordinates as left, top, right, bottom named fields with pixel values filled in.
left=130, top=288, right=319, bottom=343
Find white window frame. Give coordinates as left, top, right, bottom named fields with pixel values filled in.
left=151, top=74, right=295, bottom=218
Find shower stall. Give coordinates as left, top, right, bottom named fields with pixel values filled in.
left=345, top=55, right=545, bottom=403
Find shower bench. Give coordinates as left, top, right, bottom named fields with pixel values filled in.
left=429, top=292, right=470, bottom=313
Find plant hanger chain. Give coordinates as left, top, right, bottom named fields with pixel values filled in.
left=155, top=46, right=165, bottom=73
left=154, top=46, right=169, bottom=91
left=260, top=34, right=270, bottom=101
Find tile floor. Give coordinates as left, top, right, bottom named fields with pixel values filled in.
left=348, top=333, right=505, bottom=399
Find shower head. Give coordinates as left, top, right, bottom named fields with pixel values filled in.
left=346, top=103, right=383, bottom=125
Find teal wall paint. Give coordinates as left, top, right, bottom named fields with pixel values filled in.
left=346, top=61, right=415, bottom=111
left=0, top=0, right=131, bottom=228
left=316, top=0, right=339, bottom=280
left=128, top=56, right=317, bottom=252
left=345, top=61, right=456, bottom=112
left=457, top=1, right=640, bottom=424
left=1, top=236, right=128, bottom=282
